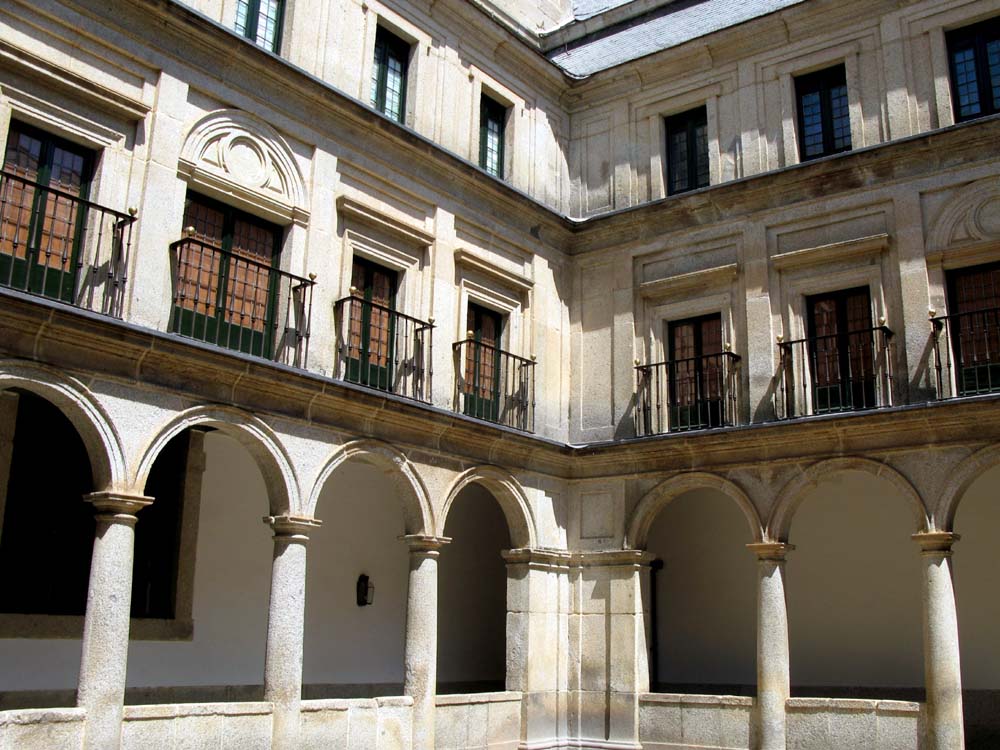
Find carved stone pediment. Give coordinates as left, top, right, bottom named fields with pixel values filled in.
left=179, top=109, right=308, bottom=225
left=928, top=179, right=1000, bottom=253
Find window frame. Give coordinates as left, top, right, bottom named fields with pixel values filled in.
left=234, top=0, right=285, bottom=54
left=794, top=64, right=852, bottom=162
left=945, top=260, right=1000, bottom=396
left=479, top=94, right=508, bottom=179
left=371, top=26, right=411, bottom=123
left=945, top=16, right=1000, bottom=123
left=664, top=105, right=709, bottom=196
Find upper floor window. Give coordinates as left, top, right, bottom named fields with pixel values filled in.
left=346, top=256, right=398, bottom=391
left=946, top=262, right=1000, bottom=395
left=807, top=286, right=875, bottom=413
left=371, top=27, right=410, bottom=123
left=171, top=193, right=282, bottom=358
left=665, top=106, right=709, bottom=195
left=1, top=121, right=94, bottom=304
left=667, top=313, right=724, bottom=431
left=235, top=0, right=284, bottom=53
left=480, top=94, right=507, bottom=178
left=795, top=65, right=851, bottom=161
left=946, top=17, right=1000, bottom=122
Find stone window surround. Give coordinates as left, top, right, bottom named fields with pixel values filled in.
left=470, top=72, right=519, bottom=184
left=773, top=42, right=865, bottom=168
left=453, top=249, right=533, bottom=358
left=359, top=7, right=431, bottom=130
left=0, top=410, right=206, bottom=641
left=641, top=82, right=723, bottom=201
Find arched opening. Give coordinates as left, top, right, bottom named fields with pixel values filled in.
left=437, top=483, right=511, bottom=693
left=645, top=487, right=757, bottom=695
left=953, top=463, right=1000, bottom=749
left=125, top=429, right=273, bottom=702
left=303, top=458, right=410, bottom=697
left=786, top=469, right=923, bottom=700
left=0, top=389, right=96, bottom=707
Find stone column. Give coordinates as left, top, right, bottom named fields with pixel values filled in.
left=914, top=532, right=965, bottom=750
left=747, top=542, right=793, bottom=750
left=77, top=491, right=152, bottom=750
left=401, top=535, right=449, bottom=750
left=263, top=514, right=321, bottom=750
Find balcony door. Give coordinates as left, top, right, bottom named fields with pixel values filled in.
left=171, top=193, right=281, bottom=357
left=947, top=262, right=1000, bottom=395
left=348, top=257, right=397, bottom=390
left=807, top=287, right=875, bottom=413
left=667, top=314, right=723, bottom=431
left=1, top=121, right=94, bottom=302
left=463, top=303, right=503, bottom=422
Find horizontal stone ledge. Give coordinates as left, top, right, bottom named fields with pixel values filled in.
left=301, top=695, right=413, bottom=712
left=122, top=702, right=273, bottom=720
left=0, top=707, right=85, bottom=725
left=640, top=692, right=754, bottom=707
left=786, top=697, right=922, bottom=713
left=519, top=738, right=642, bottom=750
left=436, top=690, right=523, bottom=705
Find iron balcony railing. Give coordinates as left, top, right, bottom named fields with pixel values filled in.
left=931, top=308, right=1000, bottom=399
left=453, top=337, right=535, bottom=432
left=333, top=294, right=434, bottom=402
left=169, top=237, right=315, bottom=367
left=0, top=169, right=136, bottom=317
left=776, top=325, right=894, bottom=419
left=635, top=351, right=741, bottom=436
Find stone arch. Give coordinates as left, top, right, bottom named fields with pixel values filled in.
left=306, top=438, right=433, bottom=536
left=179, top=109, right=309, bottom=224
left=627, top=471, right=764, bottom=549
left=440, top=466, right=536, bottom=549
left=926, top=177, right=1000, bottom=252
left=937, top=445, right=1000, bottom=531
left=0, top=360, right=125, bottom=492
left=768, top=456, right=929, bottom=541
left=133, top=405, right=298, bottom=515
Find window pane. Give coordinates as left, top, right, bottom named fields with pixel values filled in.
left=235, top=0, right=251, bottom=37
left=255, top=0, right=281, bottom=51
left=829, top=83, right=852, bottom=151
left=988, top=38, right=1000, bottom=111
left=384, top=54, right=404, bottom=121
left=799, top=90, right=825, bottom=158
left=951, top=45, right=982, bottom=119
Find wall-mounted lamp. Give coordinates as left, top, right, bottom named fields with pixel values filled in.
left=356, top=574, right=375, bottom=606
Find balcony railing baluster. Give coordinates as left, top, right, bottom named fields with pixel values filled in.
left=776, top=325, right=893, bottom=418
left=333, top=296, right=434, bottom=402
left=169, top=237, right=314, bottom=367
left=634, top=351, right=741, bottom=436
left=452, top=338, right=535, bottom=432
left=0, top=169, right=136, bottom=317
left=930, top=308, right=1000, bottom=399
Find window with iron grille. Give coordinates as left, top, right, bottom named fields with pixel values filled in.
left=664, top=106, right=709, bottom=195
left=371, top=26, right=410, bottom=123
left=807, top=287, right=876, bottom=413
left=235, top=0, right=284, bottom=53
left=463, top=303, right=504, bottom=422
left=667, top=313, right=724, bottom=430
left=946, top=262, right=1000, bottom=396
left=171, top=193, right=282, bottom=358
left=1, top=121, right=94, bottom=304
left=946, top=17, right=1000, bottom=122
left=795, top=65, right=852, bottom=161
left=480, top=94, right=507, bottom=179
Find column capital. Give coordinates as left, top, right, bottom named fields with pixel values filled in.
left=84, top=491, right=153, bottom=522
left=912, top=531, right=960, bottom=556
left=399, top=534, right=450, bottom=555
left=747, top=542, right=795, bottom=561
left=264, top=514, right=322, bottom=541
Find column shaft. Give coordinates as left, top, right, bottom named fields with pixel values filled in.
left=264, top=515, right=320, bottom=750
left=402, top=535, right=447, bottom=750
left=78, top=492, right=151, bottom=750
left=748, top=542, right=792, bottom=750
left=915, top=532, right=965, bottom=750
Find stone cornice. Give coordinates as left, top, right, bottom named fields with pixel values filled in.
left=4, top=289, right=1000, bottom=482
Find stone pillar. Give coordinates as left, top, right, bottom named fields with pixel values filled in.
left=401, top=534, right=448, bottom=750
left=77, top=491, right=152, bottom=750
left=747, top=542, right=793, bottom=750
left=914, top=532, right=965, bottom=750
left=263, top=514, right=321, bottom=750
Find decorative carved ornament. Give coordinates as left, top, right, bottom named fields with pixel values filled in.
left=927, top=178, right=1000, bottom=258
left=178, top=109, right=308, bottom=225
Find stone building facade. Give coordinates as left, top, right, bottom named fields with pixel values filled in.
left=0, top=0, right=998, bottom=749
